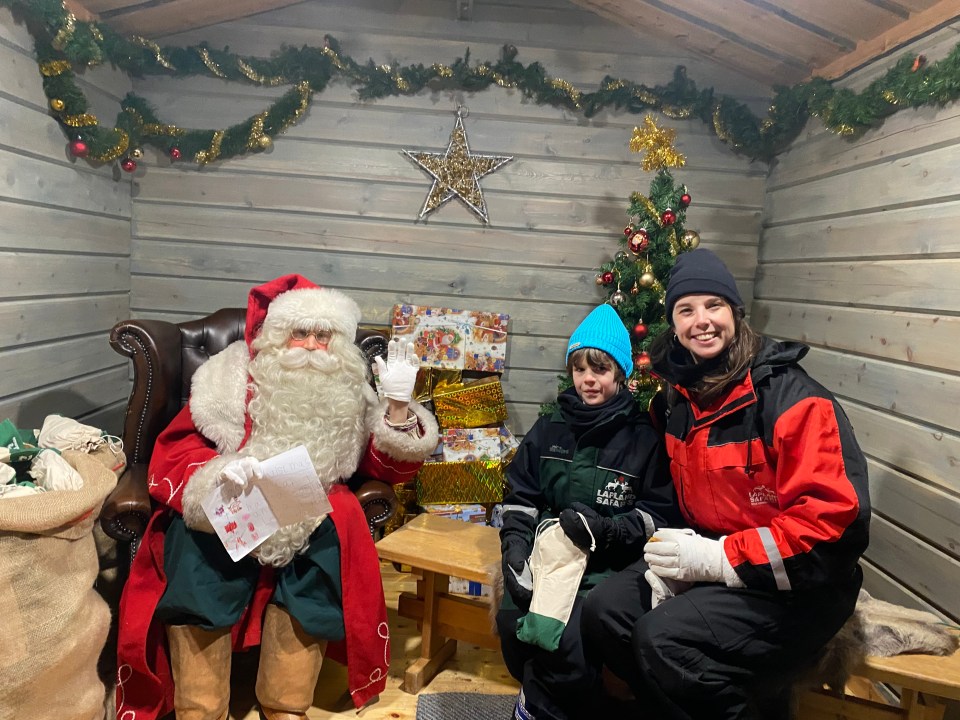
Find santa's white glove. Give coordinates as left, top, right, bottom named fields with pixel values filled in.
left=644, top=568, right=693, bottom=609
left=374, top=338, right=420, bottom=403
left=218, top=456, right=262, bottom=492
left=644, top=528, right=744, bottom=587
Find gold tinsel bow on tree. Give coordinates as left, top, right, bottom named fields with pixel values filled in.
left=630, top=115, right=686, bottom=172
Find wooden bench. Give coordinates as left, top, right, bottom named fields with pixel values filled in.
left=796, top=638, right=960, bottom=720
left=376, top=513, right=960, bottom=716
left=375, top=513, right=501, bottom=693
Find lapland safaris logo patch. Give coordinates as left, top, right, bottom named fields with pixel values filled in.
left=596, top=475, right=635, bottom=508
left=749, top=484, right=778, bottom=507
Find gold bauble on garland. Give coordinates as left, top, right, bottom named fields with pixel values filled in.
left=49, top=98, right=65, bottom=112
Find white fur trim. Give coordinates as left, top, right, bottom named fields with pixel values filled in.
left=263, top=287, right=361, bottom=339
left=181, top=454, right=235, bottom=533
left=369, top=400, right=439, bottom=462
left=190, top=341, right=249, bottom=453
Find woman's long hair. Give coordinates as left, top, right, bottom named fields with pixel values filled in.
left=650, top=304, right=763, bottom=407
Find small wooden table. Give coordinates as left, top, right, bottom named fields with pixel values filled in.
left=375, top=513, right=502, bottom=693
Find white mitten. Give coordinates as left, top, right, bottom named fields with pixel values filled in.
left=218, top=456, right=262, bottom=492
left=644, top=528, right=744, bottom=587
left=374, top=338, right=420, bottom=402
left=38, top=414, right=104, bottom=452
left=29, top=450, right=84, bottom=491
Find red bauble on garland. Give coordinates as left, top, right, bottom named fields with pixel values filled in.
left=634, top=351, right=652, bottom=370
left=628, top=229, right=649, bottom=254
left=600, top=271, right=615, bottom=285
left=633, top=323, right=648, bottom=339
left=120, top=157, right=137, bottom=173
left=679, top=193, right=692, bottom=208
left=661, top=208, right=677, bottom=225
left=69, top=139, right=89, bottom=158
left=169, top=147, right=182, bottom=161
left=623, top=225, right=633, bottom=236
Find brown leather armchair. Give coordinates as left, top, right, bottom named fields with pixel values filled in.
left=100, top=308, right=399, bottom=557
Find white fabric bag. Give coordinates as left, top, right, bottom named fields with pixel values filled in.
left=515, top=518, right=590, bottom=651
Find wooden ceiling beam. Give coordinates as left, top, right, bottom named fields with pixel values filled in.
left=813, top=0, right=960, bottom=79
left=63, top=0, right=97, bottom=22
left=104, top=0, right=306, bottom=38
left=569, top=0, right=802, bottom=86
left=80, top=0, right=144, bottom=13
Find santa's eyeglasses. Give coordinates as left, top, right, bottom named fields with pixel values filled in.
left=289, top=329, right=332, bottom=342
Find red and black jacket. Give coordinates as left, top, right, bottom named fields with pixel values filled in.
left=653, top=338, right=870, bottom=592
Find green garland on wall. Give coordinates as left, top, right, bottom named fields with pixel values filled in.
left=4, top=0, right=960, bottom=167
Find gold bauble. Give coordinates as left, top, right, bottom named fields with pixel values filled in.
left=595, top=274, right=605, bottom=286
left=49, top=98, right=65, bottom=112
left=610, top=290, right=626, bottom=306
left=258, top=134, right=273, bottom=150
left=131, top=147, right=143, bottom=159
left=639, top=271, right=655, bottom=287
left=682, top=230, right=701, bottom=249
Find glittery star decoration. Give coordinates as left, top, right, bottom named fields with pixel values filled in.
left=629, top=114, right=686, bottom=172
left=403, top=109, right=512, bottom=224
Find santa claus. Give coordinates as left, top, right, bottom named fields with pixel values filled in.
left=116, top=275, right=438, bottom=720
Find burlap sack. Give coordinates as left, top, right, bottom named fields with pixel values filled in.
left=0, top=450, right=118, bottom=720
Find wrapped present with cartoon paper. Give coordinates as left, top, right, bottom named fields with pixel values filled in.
left=391, top=304, right=509, bottom=372
left=432, top=376, right=507, bottom=429
left=441, top=428, right=502, bottom=462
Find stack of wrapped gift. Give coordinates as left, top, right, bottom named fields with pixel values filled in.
left=382, top=304, right=518, bottom=534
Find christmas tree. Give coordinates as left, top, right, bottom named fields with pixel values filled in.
left=545, top=115, right=701, bottom=413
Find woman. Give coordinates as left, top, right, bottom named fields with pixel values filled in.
left=581, top=248, right=870, bottom=719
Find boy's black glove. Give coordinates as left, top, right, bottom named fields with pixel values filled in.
left=501, top=536, right=533, bottom=609
left=559, top=502, right=618, bottom=552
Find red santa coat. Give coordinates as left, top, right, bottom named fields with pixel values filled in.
left=116, top=276, right=438, bottom=719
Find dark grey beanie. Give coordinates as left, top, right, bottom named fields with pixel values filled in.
left=665, top=248, right=743, bottom=322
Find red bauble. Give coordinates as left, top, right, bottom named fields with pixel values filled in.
left=601, top=271, right=615, bottom=285
left=623, top=225, right=633, bottom=236
left=633, top=323, right=648, bottom=339
left=120, top=157, right=137, bottom=173
left=628, top=229, right=649, bottom=254
left=635, top=351, right=652, bottom=369
left=169, top=147, right=182, bottom=160
left=661, top=209, right=677, bottom=225
left=69, top=139, right=89, bottom=158
left=679, top=193, right=692, bottom=208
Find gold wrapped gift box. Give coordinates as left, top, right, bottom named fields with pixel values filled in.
left=432, top=376, right=507, bottom=429
left=416, top=459, right=506, bottom=504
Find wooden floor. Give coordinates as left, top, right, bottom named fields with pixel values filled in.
left=229, top=561, right=519, bottom=720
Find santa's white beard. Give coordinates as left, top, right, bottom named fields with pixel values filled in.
left=244, top=340, right=372, bottom=566
left=246, top=341, right=370, bottom=486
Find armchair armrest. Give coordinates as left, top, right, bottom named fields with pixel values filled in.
left=108, top=318, right=183, bottom=467
left=353, top=479, right=399, bottom=534
left=99, top=463, right=152, bottom=544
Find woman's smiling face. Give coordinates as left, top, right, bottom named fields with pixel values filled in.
left=671, top=294, right=735, bottom=361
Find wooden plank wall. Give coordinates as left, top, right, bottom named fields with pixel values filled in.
left=759, top=23, right=960, bottom=625
left=0, top=6, right=132, bottom=432
left=129, top=0, right=769, bottom=436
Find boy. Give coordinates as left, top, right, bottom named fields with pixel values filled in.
left=496, top=303, right=677, bottom=720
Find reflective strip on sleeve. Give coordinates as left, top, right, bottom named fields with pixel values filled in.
left=756, top=526, right=792, bottom=591
left=502, top=504, right=538, bottom=518
left=637, top=509, right=656, bottom=538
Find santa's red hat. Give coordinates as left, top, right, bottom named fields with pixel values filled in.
left=245, top=274, right=362, bottom=348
